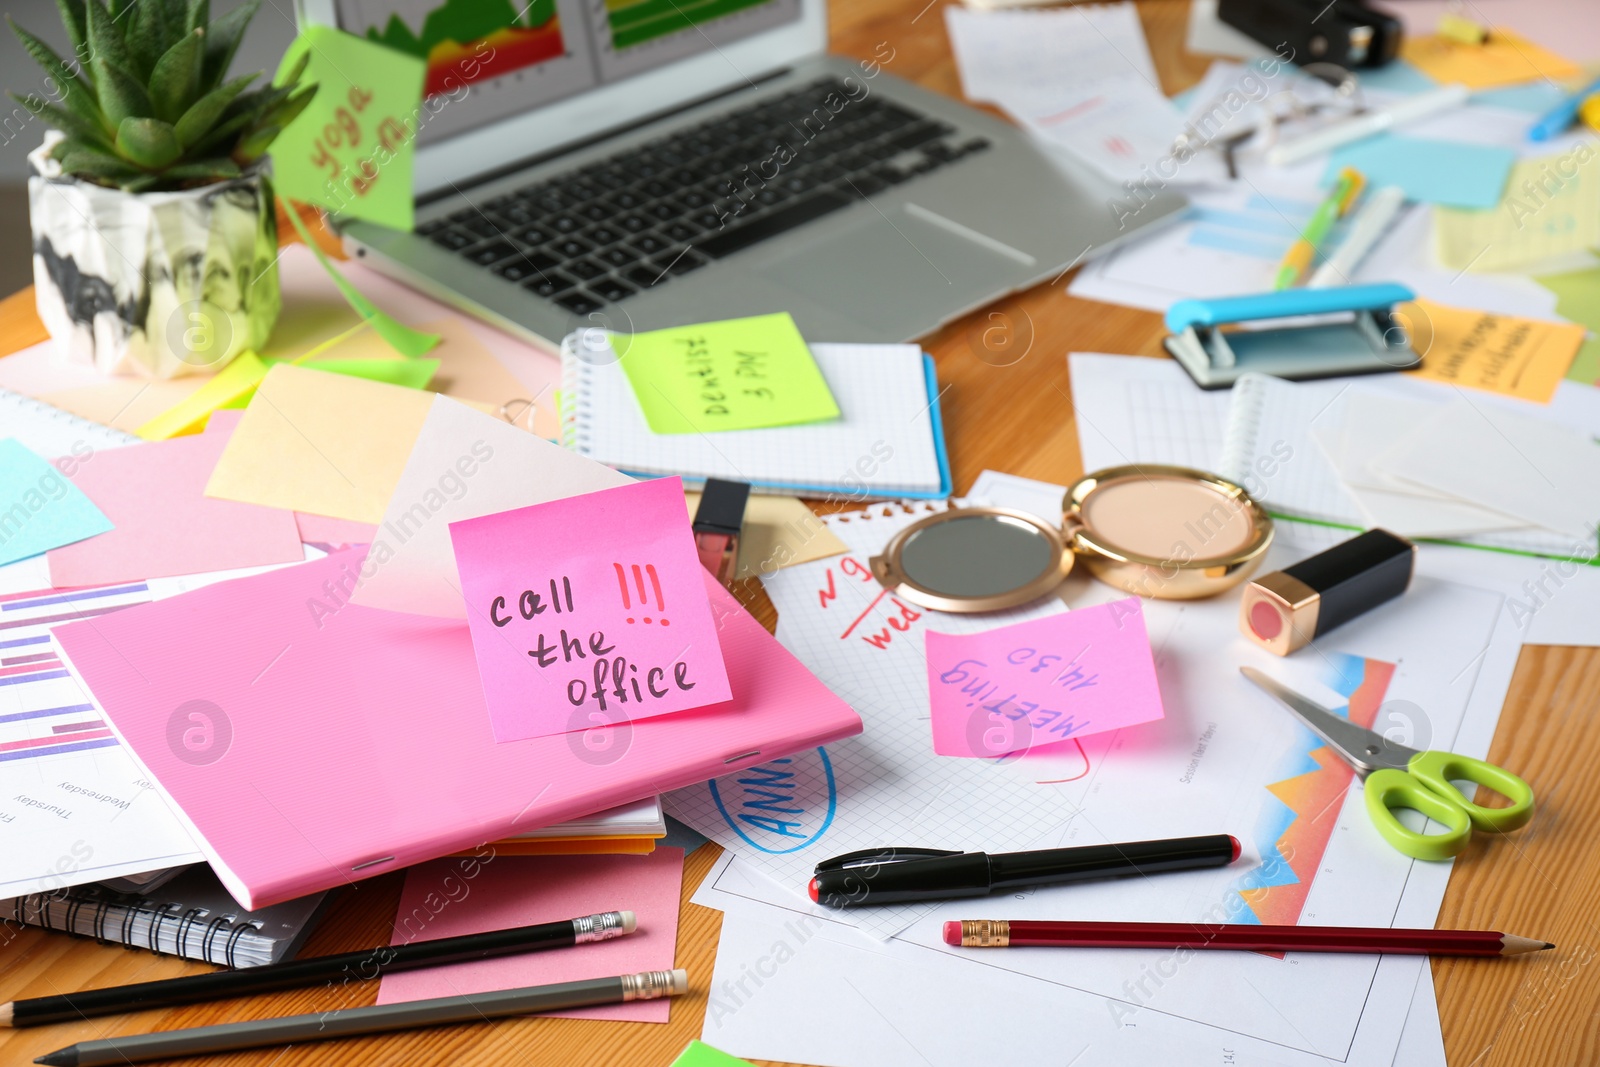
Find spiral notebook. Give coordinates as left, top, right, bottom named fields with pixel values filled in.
left=1, top=386, right=137, bottom=456
left=2, top=866, right=328, bottom=967
left=560, top=334, right=952, bottom=499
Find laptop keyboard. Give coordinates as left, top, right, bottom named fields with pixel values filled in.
left=416, top=77, right=991, bottom=317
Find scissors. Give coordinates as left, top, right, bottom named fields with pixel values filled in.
left=1241, top=667, right=1534, bottom=861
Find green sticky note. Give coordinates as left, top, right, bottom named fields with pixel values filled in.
left=615, top=313, right=840, bottom=434
left=1533, top=267, right=1600, bottom=383
left=283, top=207, right=441, bottom=358
left=669, top=1040, right=756, bottom=1067
left=265, top=357, right=439, bottom=389
left=271, top=25, right=425, bottom=230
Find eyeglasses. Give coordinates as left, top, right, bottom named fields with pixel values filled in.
left=1174, top=63, right=1365, bottom=179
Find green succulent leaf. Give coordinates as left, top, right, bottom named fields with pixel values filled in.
left=160, top=157, right=240, bottom=184
left=183, top=108, right=252, bottom=157
left=185, top=0, right=208, bottom=34
left=85, top=0, right=135, bottom=82
left=201, top=0, right=259, bottom=94
left=258, top=83, right=316, bottom=135
left=54, top=140, right=143, bottom=181
left=173, top=71, right=255, bottom=148
left=115, top=115, right=182, bottom=168
left=92, top=57, right=152, bottom=127
left=148, top=27, right=204, bottom=123
left=232, top=121, right=279, bottom=164
left=52, top=0, right=88, bottom=73
left=8, top=90, right=112, bottom=149
left=125, top=0, right=173, bottom=78
left=7, top=17, right=108, bottom=134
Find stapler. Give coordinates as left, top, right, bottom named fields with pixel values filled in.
left=1162, top=283, right=1420, bottom=390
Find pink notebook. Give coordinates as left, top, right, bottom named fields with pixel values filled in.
left=54, top=550, right=861, bottom=909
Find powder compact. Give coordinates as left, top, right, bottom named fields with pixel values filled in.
left=870, top=465, right=1274, bottom=612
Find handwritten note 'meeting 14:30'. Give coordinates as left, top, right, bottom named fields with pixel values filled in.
left=925, top=597, right=1165, bottom=758
left=615, top=313, right=841, bottom=435
left=449, top=478, right=733, bottom=743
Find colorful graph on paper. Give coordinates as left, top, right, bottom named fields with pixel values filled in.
left=360, top=0, right=566, bottom=97
left=0, top=583, right=154, bottom=763
left=1226, top=653, right=1396, bottom=927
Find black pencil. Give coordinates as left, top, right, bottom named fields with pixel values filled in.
left=2, top=909, right=635, bottom=1028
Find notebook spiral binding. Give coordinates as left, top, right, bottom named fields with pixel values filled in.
left=7, top=890, right=260, bottom=967
left=1215, top=372, right=1270, bottom=486
left=0, top=387, right=139, bottom=446
left=559, top=330, right=601, bottom=455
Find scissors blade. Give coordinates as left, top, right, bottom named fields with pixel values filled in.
left=1240, top=667, right=1416, bottom=778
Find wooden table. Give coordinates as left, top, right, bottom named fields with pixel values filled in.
left=2, top=3, right=1597, bottom=1064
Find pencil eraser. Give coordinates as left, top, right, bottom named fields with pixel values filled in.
left=1229, top=835, right=1242, bottom=863
left=669, top=968, right=689, bottom=995
left=807, top=877, right=819, bottom=903
left=620, top=910, right=637, bottom=934
left=942, top=921, right=962, bottom=946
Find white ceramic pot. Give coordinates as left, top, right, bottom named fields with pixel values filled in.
left=27, top=133, right=281, bottom=379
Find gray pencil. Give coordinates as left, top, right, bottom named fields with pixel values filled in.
left=35, top=968, right=688, bottom=1066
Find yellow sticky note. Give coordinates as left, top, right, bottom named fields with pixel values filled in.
left=1402, top=30, right=1581, bottom=90
left=204, top=364, right=437, bottom=523
left=615, top=313, right=840, bottom=434
left=135, top=353, right=270, bottom=440
left=1404, top=299, right=1586, bottom=403
left=681, top=492, right=847, bottom=580
left=1433, top=149, right=1600, bottom=273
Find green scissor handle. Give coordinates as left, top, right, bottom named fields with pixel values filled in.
left=1362, top=752, right=1536, bottom=862
left=1407, top=750, right=1536, bottom=833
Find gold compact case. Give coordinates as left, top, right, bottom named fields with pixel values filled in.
left=870, top=465, right=1274, bottom=613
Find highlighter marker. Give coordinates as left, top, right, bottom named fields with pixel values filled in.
left=1240, top=529, right=1415, bottom=656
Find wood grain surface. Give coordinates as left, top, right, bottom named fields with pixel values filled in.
left=1, top=4, right=1596, bottom=1065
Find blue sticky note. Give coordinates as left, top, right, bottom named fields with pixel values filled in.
left=0, top=438, right=113, bottom=566
left=1324, top=136, right=1516, bottom=210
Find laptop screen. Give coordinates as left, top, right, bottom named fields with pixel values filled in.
left=334, top=0, right=806, bottom=144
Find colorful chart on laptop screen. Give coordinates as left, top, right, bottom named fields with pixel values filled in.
left=604, top=0, right=777, bottom=49
left=353, top=0, right=567, bottom=96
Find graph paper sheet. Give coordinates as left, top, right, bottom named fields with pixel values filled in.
left=665, top=502, right=1082, bottom=938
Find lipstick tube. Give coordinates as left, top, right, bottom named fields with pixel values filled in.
left=1240, top=528, right=1415, bottom=655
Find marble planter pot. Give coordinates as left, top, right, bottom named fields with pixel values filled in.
left=27, top=134, right=281, bottom=379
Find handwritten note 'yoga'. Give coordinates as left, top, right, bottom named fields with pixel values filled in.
left=450, top=477, right=732, bottom=742
left=925, top=597, right=1165, bottom=758
left=615, top=313, right=840, bottom=434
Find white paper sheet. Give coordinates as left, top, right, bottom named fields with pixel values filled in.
left=667, top=502, right=1077, bottom=939
left=944, top=3, right=1158, bottom=104
left=1373, top=397, right=1600, bottom=541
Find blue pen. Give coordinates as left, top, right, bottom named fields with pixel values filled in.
left=1529, top=75, right=1600, bottom=142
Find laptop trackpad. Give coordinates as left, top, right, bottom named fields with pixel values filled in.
left=759, top=205, right=1031, bottom=334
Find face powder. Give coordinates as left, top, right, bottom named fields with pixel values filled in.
left=1064, top=465, right=1274, bottom=600
left=1079, top=474, right=1257, bottom=562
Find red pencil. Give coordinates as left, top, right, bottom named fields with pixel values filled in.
left=943, top=920, right=1552, bottom=957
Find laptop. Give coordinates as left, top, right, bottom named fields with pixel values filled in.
left=302, top=0, right=1187, bottom=346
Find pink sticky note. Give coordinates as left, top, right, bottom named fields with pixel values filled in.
left=46, top=431, right=304, bottom=587
left=377, top=849, right=685, bottom=1021
left=450, top=477, right=733, bottom=742
left=925, top=598, right=1165, bottom=758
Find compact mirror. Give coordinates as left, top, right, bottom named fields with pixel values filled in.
left=872, top=509, right=1068, bottom=613
left=871, top=465, right=1274, bottom=613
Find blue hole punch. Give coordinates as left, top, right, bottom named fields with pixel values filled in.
left=1162, top=283, right=1421, bottom=389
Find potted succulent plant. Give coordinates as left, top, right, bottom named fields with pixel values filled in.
left=9, top=0, right=316, bottom=378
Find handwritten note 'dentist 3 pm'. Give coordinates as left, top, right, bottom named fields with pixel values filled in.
left=925, top=598, right=1165, bottom=758
left=450, top=478, right=734, bottom=743
left=614, top=313, right=841, bottom=435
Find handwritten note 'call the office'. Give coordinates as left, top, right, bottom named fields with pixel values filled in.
left=925, top=597, right=1165, bottom=758
left=450, top=477, right=732, bottom=743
